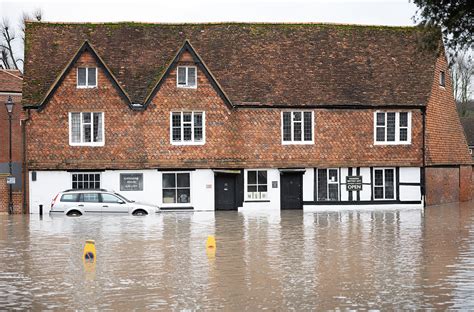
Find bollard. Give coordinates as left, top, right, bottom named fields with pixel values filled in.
left=83, top=240, right=96, bottom=263
left=39, top=204, right=43, bottom=216
left=206, top=235, right=216, bottom=249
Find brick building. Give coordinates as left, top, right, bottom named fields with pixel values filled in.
left=0, top=69, right=23, bottom=213
left=22, top=22, right=472, bottom=213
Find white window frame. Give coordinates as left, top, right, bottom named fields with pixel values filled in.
left=316, top=168, right=340, bottom=201
left=244, top=169, right=269, bottom=201
left=281, top=111, right=314, bottom=145
left=71, top=172, right=101, bottom=190
left=161, top=171, right=192, bottom=207
left=372, top=167, right=396, bottom=200
left=373, top=111, right=412, bottom=145
left=176, top=66, right=197, bottom=89
left=169, top=111, right=206, bottom=145
left=439, top=71, right=445, bottom=87
left=77, top=67, right=98, bottom=88
left=68, top=112, right=105, bottom=147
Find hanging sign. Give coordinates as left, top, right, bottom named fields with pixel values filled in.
left=346, top=176, right=362, bottom=191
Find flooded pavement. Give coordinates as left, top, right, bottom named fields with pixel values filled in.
left=1, top=201, right=473, bottom=310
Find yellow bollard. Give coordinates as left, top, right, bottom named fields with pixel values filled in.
left=206, top=235, right=216, bottom=249
left=83, top=240, right=96, bottom=263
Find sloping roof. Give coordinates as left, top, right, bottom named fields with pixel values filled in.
left=23, top=22, right=439, bottom=107
left=0, top=69, right=22, bottom=93
left=460, top=117, right=474, bottom=146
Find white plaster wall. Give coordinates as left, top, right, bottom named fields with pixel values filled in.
left=340, top=167, right=349, bottom=201
left=360, top=167, right=372, bottom=201
left=399, top=167, right=421, bottom=183
left=399, top=186, right=421, bottom=201
left=302, top=168, right=314, bottom=201
left=190, top=170, right=214, bottom=211
left=29, top=171, right=70, bottom=214
left=241, top=169, right=280, bottom=211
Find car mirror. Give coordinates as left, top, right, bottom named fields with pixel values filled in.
left=118, top=200, right=125, bottom=204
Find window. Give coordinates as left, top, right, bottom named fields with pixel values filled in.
left=177, top=66, right=197, bottom=88
left=246, top=170, right=268, bottom=200
left=101, top=193, right=123, bottom=204
left=373, top=168, right=395, bottom=200
left=69, top=112, right=104, bottom=146
left=162, top=172, right=191, bottom=204
left=282, top=111, right=313, bottom=144
left=439, top=71, right=445, bottom=87
left=469, top=148, right=473, bottom=155
left=72, top=173, right=101, bottom=190
left=170, top=112, right=205, bottom=145
left=374, top=112, right=411, bottom=144
left=82, top=193, right=100, bottom=203
left=60, top=193, right=79, bottom=202
left=316, top=168, right=339, bottom=201
left=77, top=67, right=97, bottom=88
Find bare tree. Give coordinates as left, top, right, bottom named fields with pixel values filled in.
left=451, top=51, right=474, bottom=116
left=0, top=9, right=42, bottom=72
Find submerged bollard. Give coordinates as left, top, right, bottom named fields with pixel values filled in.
left=206, top=235, right=216, bottom=249
left=83, top=240, right=96, bottom=263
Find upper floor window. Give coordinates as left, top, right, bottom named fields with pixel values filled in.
left=246, top=170, right=268, bottom=200
left=374, top=112, right=411, bottom=145
left=77, top=67, right=97, bottom=88
left=69, top=112, right=104, bottom=146
left=177, top=66, right=197, bottom=88
left=281, top=111, right=313, bottom=144
left=439, top=71, right=445, bottom=87
left=170, top=112, right=205, bottom=145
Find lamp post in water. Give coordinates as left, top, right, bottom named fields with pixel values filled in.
left=5, top=96, right=14, bottom=215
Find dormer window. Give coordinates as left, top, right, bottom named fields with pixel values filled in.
left=439, top=71, right=445, bottom=87
left=177, top=66, right=197, bottom=88
left=77, top=67, right=97, bottom=88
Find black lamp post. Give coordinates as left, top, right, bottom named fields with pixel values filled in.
left=5, top=96, right=14, bottom=215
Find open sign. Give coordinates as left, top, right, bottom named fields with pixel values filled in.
left=346, top=176, right=362, bottom=191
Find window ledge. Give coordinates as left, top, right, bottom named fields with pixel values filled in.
left=373, top=142, right=411, bottom=146
left=177, top=85, right=197, bottom=89
left=69, top=142, right=105, bottom=147
left=281, top=141, right=314, bottom=145
left=76, top=86, right=97, bottom=89
left=171, top=141, right=205, bottom=146
left=244, top=200, right=271, bottom=203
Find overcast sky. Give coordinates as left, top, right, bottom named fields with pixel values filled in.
left=1, top=0, right=419, bottom=70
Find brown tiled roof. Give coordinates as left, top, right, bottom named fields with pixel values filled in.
left=460, top=117, right=474, bottom=146
left=23, top=22, right=438, bottom=107
left=0, top=69, right=22, bottom=93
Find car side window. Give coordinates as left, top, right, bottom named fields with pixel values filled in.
left=101, top=194, right=123, bottom=204
left=82, top=193, right=100, bottom=203
left=61, top=194, right=79, bottom=202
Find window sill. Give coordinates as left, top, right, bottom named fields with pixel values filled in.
left=76, top=86, right=97, bottom=89
left=171, top=141, right=205, bottom=146
left=281, top=141, right=314, bottom=145
left=373, top=142, right=411, bottom=146
left=176, top=85, right=197, bottom=89
left=69, top=143, right=105, bottom=147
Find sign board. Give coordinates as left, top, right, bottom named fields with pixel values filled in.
left=120, top=173, right=143, bottom=191
left=6, top=176, right=15, bottom=185
left=346, top=176, right=362, bottom=191
left=272, top=181, right=278, bottom=188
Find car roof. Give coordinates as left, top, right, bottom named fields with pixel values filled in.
left=62, top=189, right=110, bottom=193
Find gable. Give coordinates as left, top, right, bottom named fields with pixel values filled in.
left=23, top=22, right=440, bottom=108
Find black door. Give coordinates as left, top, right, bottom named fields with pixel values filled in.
left=280, top=173, right=303, bottom=209
left=215, top=173, right=237, bottom=210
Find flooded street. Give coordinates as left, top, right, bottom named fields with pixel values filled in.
left=1, top=202, right=474, bottom=310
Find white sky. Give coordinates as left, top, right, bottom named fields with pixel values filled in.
left=1, top=0, right=419, bottom=70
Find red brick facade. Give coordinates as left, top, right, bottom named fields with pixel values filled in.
left=0, top=174, right=23, bottom=214
left=26, top=51, right=424, bottom=170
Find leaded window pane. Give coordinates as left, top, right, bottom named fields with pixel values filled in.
left=385, top=169, right=394, bottom=199
left=400, top=128, right=408, bottom=141
left=178, top=67, right=186, bottom=85
left=93, top=113, right=102, bottom=142
left=183, top=124, right=192, bottom=141
left=87, top=68, right=96, bottom=86
left=84, top=124, right=92, bottom=142
left=374, top=186, right=384, bottom=199
left=303, top=112, right=312, bottom=141
left=399, top=112, right=408, bottom=127
left=183, top=113, right=192, bottom=122
left=248, top=171, right=257, bottom=184
left=317, top=169, right=327, bottom=201
left=376, top=112, right=385, bottom=126
left=374, top=170, right=383, bottom=186
left=328, top=169, right=338, bottom=182
left=163, top=174, right=176, bottom=188
left=328, top=184, right=338, bottom=201
left=283, top=112, right=291, bottom=141
left=71, top=113, right=81, bottom=143
left=187, top=67, right=196, bottom=86
left=386, top=112, right=396, bottom=141
left=78, top=68, right=87, bottom=86
left=376, top=127, right=385, bottom=142
left=293, top=122, right=302, bottom=141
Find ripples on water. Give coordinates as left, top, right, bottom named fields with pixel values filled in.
left=0, top=201, right=473, bottom=310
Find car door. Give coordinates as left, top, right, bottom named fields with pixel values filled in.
left=80, top=193, right=101, bottom=214
left=100, top=193, right=129, bottom=214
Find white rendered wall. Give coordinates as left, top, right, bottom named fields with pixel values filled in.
left=399, top=167, right=422, bottom=201
left=360, top=167, right=372, bottom=201
left=29, top=171, right=71, bottom=214
left=302, top=168, right=314, bottom=202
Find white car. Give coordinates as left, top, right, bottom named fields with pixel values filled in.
left=50, top=189, right=160, bottom=216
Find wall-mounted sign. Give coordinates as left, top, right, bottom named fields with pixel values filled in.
left=272, top=181, right=278, bottom=188
left=120, top=173, right=143, bottom=191
left=346, top=176, right=362, bottom=191
left=6, top=176, right=15, bottom=185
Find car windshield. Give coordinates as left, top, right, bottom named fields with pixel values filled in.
left=114, top=193, right=133, bottom=203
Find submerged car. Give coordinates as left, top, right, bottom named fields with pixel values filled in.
left=50, top=189, right=160, bottom=217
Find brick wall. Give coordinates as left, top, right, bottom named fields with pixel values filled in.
left=425, top=167, right=460, bottom=206
left=459, top=165, right=472, bottom=202
left=0, top=174, right=23, bottom=214
left=0, top=93, right=23, bottom=164
left=26, top=50, right=424, bottom=170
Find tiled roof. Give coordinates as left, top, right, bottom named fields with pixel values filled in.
left=23, top=22, right=439, bottom=107
left=460, top=117, right=474, bottom=146
left=0, top=69, right=22, bottom=93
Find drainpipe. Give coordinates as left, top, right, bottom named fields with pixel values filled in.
left=422, top=107, right=426, bottom=208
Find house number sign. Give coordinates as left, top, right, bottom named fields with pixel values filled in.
left=120, top=173, right=143, bottom=191
left=346, top=176, right=362, bottom=191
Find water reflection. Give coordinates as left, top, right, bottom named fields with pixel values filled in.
left=0, top=201, right=473, bottom=310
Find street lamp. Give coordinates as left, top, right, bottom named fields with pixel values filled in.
left=5, top=96, right=14, bottom=215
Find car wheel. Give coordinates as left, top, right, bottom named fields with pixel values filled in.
left=133, top=209, right=147, bottom=216
left=67, top=210, right=82, bottom=217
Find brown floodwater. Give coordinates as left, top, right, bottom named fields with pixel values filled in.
left=1, top=201, right=473, bottom=310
